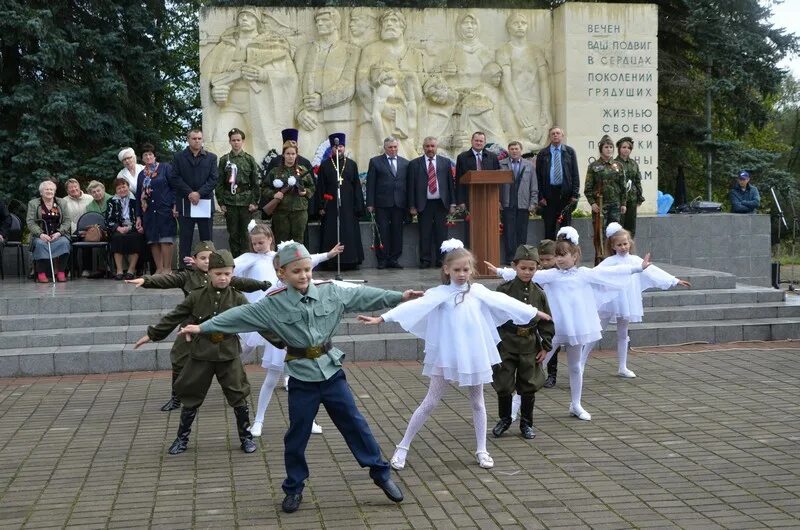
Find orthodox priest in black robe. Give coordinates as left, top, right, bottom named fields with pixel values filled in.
left=316, top=133, right=364, bottom=270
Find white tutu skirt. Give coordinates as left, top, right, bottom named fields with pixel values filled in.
left=596, top=254, right=679, bottom=323
left=382, top=283, right=538, bottom=386
left=533, top=266, right=641, bottom=347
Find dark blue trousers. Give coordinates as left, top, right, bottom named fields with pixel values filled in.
left=282, top=369, right=391, bottom=495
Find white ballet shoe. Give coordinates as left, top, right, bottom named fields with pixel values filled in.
left=617, top=368, right=637, bottom=378
left=283, top=375, right=289, bottom=391
left=476, top=451, right=494, bottom=469
left=510, top=394, right=521, bottom=422
left=390, top=445, right=409, bottom=470
left=569, top=403, right=592, bottom=421
left=251, top=421, right=263, bottom=437
left=311, top=421, right=322, bottom=434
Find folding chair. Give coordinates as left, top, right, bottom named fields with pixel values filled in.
left=0, top=213, right=25, bottom=279
left=71, top=212, right=110, bottom=277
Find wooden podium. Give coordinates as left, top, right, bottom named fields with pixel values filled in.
left=461, top=170, right=513, bottom=277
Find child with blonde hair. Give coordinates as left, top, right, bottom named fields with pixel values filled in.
left=359, top=239, right=550, bottom=469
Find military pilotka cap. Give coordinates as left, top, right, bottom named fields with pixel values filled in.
left=208, top=250, right=235, bottom=270
left=277, top=242, right=311, bottom=268
left=513, top=244, right=539, bottom=263
left=538, top=239, right=556, bottom=256
left=192, top=240, right=216, bottom=256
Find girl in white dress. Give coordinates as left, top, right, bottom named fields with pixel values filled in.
left=235, top=222, right=343, bottom=437
left=358, top=239, right=550, bottom=470
left=596, top=223, right=690, bottom=378
left=492, top=227, right=652, bottom=421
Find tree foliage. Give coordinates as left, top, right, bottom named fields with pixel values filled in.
left=0, top=0, right=201, bottom=202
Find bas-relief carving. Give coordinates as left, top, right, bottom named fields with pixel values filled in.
left=200, top=7, right=554, bottom=163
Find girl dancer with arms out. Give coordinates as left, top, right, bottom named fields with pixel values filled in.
left=489, top=227, right=651, bottom=421
left=359, top=239, right=550, bottom=469
left=595, top=222, right=690, bottom=377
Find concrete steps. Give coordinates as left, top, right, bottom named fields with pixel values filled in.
left=0, top=264, right=797, bottom=377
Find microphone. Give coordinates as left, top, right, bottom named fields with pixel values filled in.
left=333, top=138, right=340, bottom=146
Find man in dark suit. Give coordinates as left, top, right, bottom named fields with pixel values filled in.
left=535, top=126, right=580, bottom=240
left=455, top=131, right=501, bottom=208
left=168, top=128, right=219, bottom=265
left=366, top=136, right=409, bottom=269
left=408, top=136, right=456, bottom=268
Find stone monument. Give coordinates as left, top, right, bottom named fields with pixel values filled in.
left=200, top=3, right=658, bottom=213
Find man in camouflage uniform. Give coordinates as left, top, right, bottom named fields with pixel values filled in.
left=492, top=245, right=555, bottom=440
left=127, top=240, right=270, bottom=411
left=217, top=128, right=259, bottom=257
left=584, top=134, right=627, bottom=230
left=615, top=136, right=644, bottom=236
left=135, top=250, right=259, bottom=455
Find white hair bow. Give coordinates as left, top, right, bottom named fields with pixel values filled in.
left=247, top=220, right=257, bottom=233
left=440, top=238, right=464, bottom=254
left=276, top=240, right=297, bottom=251
left=605, top=222, right=624, bottom=239
left=556, top=226, right=579, bottom=245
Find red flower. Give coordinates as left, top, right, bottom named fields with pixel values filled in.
left=313, top=166, right=320, bottom=175
left=323, top=193, right=334, bottom=201
left=465, top=214, right=471, bottom=222
left=370, top=245, right=376, bottom=250
left=378, top=244, right=384, bottom=250
left=450, top=166, right=456, bottom=177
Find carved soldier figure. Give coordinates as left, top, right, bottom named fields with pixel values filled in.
left=295, top=8, right=361, bottom=153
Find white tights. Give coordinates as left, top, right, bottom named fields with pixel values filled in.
left=395, top=375, right=487, bottom=458
left=544, top=344, right=591, bottom=410
left=254, top=368, right=284, bottom=423
left=615, top=318, right=630, bottom=371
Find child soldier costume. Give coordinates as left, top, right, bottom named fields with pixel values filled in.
left=138, top=240, right=271, bottom=411
left=492, top=245, right=555, bottom=439
left=145, top=250, right=259, bottom=455
left=194, top=242, right=405, bottom=513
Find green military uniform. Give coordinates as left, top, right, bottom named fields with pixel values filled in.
left=261, top=165, right=315, bottom=245
left=198, top=242, right=404, bottom=506
left=148, top=250, right=258, bottom=455
left=584, top=158, right=627, bottom=230
left=217, top=149, right=258, bottom=257
left=491, top=245, right=555, bottom=440
left=616, top=155, right=643, bottom=236
left=140, top=240, right=269, bottom=411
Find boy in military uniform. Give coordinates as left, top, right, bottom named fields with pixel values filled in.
left=217, top=128, right=259, bottom=257
left=584, top=134, right=627, bottom=229
left=126, top=240, right=270, bottom=411
left=180, top=242, right=422, bottom=514
left=134, top=250, right=258, bottom=455
left=491, top=244, right=555, bottom=440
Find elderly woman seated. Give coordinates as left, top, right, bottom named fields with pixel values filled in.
left=86, top=180, right=113, bottom=215
left=106, top=177, right=145, bottom=280
left=26, top=180, right=72, bottom=282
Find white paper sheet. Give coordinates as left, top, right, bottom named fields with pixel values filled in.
left=190, top=199, right=211, bottom=218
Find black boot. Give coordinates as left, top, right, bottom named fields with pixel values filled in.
left=168, top=407, right=197, bottom=454
left=520, top=394, right=536, bottom=440
left=160, top=371, right=181, bottom=411
left=492, top=394, right=513, bottom=437
left=234, top=405, right=257, bottom=453
left=544, top=352, right=558, bottom=388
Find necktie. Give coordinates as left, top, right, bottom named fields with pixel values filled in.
left=512, top=161, right=520, bottom=179
left=389, top=157, right=396, bottom=176
left=552, top=148, right=563, bottom=186
left=427, top=158, right=437, bottom=194
left=476, top=151, right=482, bottom=170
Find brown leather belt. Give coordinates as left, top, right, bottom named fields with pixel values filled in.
left=285, top=341, right=332, bottom=362
left=502, top=323, right=534, bottom=337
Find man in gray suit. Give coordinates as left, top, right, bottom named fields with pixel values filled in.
left=499, top=141, right=538, bottom=264
left=366, top=136, right=409, bottom=269
left=408, top=137, right=456, bottom=268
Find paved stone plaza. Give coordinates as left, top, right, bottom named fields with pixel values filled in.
left=0, top=343, right=798, bottom=529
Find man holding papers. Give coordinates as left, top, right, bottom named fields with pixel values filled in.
left=169, top=128, right=219, bottom=265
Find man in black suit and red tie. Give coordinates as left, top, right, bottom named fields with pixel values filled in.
left=366, top=136, right=409, bottom=269
left=455, top=131, right=501, bottom=209
left=408, top=136, right=456, bottom=268
left=535, top=126, right=581, bottom=240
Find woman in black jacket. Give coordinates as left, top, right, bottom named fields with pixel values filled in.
left=106, top=178, right=145, bottom=279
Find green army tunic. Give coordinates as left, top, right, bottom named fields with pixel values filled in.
left=584, top=158, right=628, bottom=228
left=492, top=277, right=555, bottom=396
left=217, top=149, right=259, bottom=257
left=261, top=165, right=316, bottom=244
left=147, top=283, right=251, bottom=409
left=142, top=270, right=270, bottom=370
left=199, top=281, right=402, bottom=382
left=616, top=155, right=644, bottom=236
